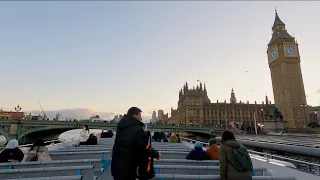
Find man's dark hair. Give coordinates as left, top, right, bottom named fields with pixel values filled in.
left=127, top=107, right=142, bottom=117
left=221, top=130, right=236, bottom=142
left=29, top=138, right=44, bottom=152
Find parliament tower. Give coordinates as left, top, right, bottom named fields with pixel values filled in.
left=267, top=11, right=308, bottom=128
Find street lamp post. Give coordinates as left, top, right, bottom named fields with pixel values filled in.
left=301, top=104, right=308, bottom=128
left=13, top=105, right=22, bottom=120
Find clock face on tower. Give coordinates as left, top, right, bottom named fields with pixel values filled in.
left=270, top=49, right=278, bottom=60
left=286, top=45, right=295, bottom=55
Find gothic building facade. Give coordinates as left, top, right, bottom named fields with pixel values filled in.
left=167, top=82, right=274, bottom=128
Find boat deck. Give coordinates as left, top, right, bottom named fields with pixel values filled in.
left=1, top=137, right=318, bottom=180
left=236, top=135, right=320, bottom=148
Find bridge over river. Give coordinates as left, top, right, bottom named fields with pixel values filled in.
left=0, top=119, right=223, bottom=143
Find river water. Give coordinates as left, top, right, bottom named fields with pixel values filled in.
left=0, top=129, right=104, bottom=146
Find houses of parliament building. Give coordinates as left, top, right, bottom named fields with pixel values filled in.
left=161, top=11, right=309, bottom=129
left=164, top=82, right=274, bottom=128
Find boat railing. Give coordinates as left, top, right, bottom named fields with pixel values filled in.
left=16, top=139, right=60, bottom=150
left=180, top=136, right=320, bottom=174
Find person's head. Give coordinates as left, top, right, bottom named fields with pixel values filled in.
left=6, top=139, right=19, bottom=149
left=171, top=133, right=175, bottom=137
left=221, top=130, right=236, bottom=142
left=208, top=138, right=217, bottom=146
left=127, top=107, right=142, bottom=121
left=194, top=141, right=203, bottom=149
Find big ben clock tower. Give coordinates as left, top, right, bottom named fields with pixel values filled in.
left=267, top=10, right=308, bottom=128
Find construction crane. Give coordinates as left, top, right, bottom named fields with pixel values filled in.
left=37, top=101, right=47, bottom=120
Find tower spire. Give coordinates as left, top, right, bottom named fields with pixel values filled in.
left=272, top=10, right=285, bottom=30
left=204, top=83, right=207, bottom=95
left=230, top=88, right=237, bottom=104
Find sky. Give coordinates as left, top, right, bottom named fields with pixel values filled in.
left=0, top=1, right=320, bottom=117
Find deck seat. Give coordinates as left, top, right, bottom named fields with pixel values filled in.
left=0, top=165, right=94, bottom=180
left=3, top=175, right=83, bottom=180
left=154, top=159, right=219, bottom=166
left=55, top=147, right=191, bottom=153
left=153, top=165, right=268, bottom=176
left=0, top=159, right=103, bottom=173
left=158, top=151, right=189, bottom=159
left=49, top=151, right=110, bottom=161
left=154, top=174, right=297, bottom=180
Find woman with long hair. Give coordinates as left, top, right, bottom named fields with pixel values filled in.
left=26, top=139, right=51, bottom=162
left=219, top=130, right=252, bottom=180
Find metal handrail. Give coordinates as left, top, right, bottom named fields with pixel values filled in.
left=247, top=150, right=320, bottom=167
left=19, top=139, right=59, bottom=148
left=179, top=137, right=320, bottom=170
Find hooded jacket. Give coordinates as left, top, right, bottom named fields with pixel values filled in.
left=219, top=140, right=252, bottom=180
left=0, top=139, right=24, bottom=163
left=111, top=115, right=147, bottom=180
left=206, top=144, right=219, bottom=160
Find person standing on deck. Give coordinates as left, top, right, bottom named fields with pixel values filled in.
left=219, top=130, right=252, bottom=180
left=111, top=107, right=147, bottom=180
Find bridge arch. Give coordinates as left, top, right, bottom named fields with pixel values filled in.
left=17, top=126, right=79, bottom=143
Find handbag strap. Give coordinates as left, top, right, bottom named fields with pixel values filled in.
left=146, top=131, right=152, bottom=145
left=35, top=146, right=40, bottom=154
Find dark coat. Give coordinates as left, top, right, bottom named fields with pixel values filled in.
left=85, top=135, right=97, bottom=145
left=219, top=140, right=252, bottom=180
left=186, top=147, right=210, bottom=160
left=0, top=148, right=24, bottom=163
left=111, top=115, right=147, bottom=180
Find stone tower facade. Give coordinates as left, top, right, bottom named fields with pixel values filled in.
left=267, top=11, right=308, bottom=128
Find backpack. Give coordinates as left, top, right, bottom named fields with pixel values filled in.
left=137, top=131, right=155, bottom=180
left=230, top=146, right=253, bottom=171
left=26, top=147, right=40, bottom=162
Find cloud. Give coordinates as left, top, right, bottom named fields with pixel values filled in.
left=26, top=108, right=115, bottom=120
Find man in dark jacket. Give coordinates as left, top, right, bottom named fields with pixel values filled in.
left=111, top=107, right=147, bottom=180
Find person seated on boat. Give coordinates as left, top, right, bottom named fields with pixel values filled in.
left=101, top=130, right=113, bottom=138
left=100, top=130, right=107, bottom=138
left=86, top=133, right=98, bottom=145
left=206, top=138, right=219, bottom=160
left=145, top=131, right=161, bottom=160
left=162, top=133, right=168, bottom=142
left=219, top=130, right=252, bottom=180
left=176, top=133, right=181, bottom=143
left=169, top=133, right=179, bottom=143
left=79, top=133, right=98, bottom=145
left=186, top=141, right=210, bottom=160
left=26, top=139, right=52, bottom=162
left=152, top=132, right=160, bottom=142
left=107, top=130, right=114, bottom=137
left=0, top=139, right=24, bottom=163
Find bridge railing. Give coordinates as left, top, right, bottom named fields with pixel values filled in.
left=7, top=119, right=223, bottom=130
